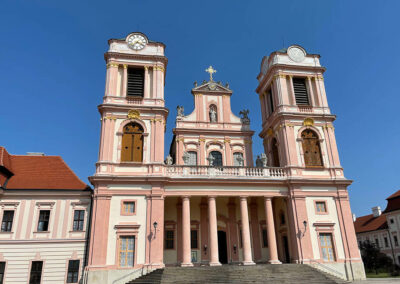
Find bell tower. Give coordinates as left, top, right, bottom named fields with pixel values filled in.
left=256, top=45, right=343, bottom=178
left=96, top=32, right=168, bottom=174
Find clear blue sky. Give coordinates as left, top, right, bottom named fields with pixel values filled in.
left=1, top=1, right=399, bottom=217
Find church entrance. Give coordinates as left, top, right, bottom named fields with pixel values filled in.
left=217, top=231, right=228, bottom=264
left=282, top=235, right=290, bottom=263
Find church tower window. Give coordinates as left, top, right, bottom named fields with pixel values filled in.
left=301, top=129, right=323, bottom=167
left=293, top=78, right=310, bottom=105
left=187, top=151, right=197, bottom=166
left=271, top=138, right=280, bottom=167
left=209, top=151, right=223, bottom=166
left=209, top=104, right=218, bottom=123
left=121, top=123, right=144, bottom=162
left=267, top=90, right=274, bottom=115
left=127, top=67, right=144, bottom=97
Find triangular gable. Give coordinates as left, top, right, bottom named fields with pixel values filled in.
left=192, top=81, right=232, bottom=94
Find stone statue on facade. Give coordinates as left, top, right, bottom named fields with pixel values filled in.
left=182, top=151, right=189, bottom=165
left=165, top=155, right=173, bottom=165
left=177, top=105, right=184, bottom=117
left=194, top=81, right=198, bottom=87
left=239, top=109, right=250, bottom=125
left=209, top=108, right=217, bottom=123
left=235, top=154, right=244, bottom=167
left=207, top=155, right=215, bottom=166
left=260, top=153, right=267, bottom=167
left=256, top=155, right=263, bottom=168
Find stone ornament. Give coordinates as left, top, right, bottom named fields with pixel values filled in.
left=239, top=109, right=250, bottom=125
left=235, top=155, right=244, bottom=167
left=182, top=152, right=190, bottom=165
left=209, top=108, right=217, bottom=123
left=207, top=155, right=215, bottom=166
left=165, top=155, right=173, bottom=165
left=177, top=105, right=184, bottom=117
left=287, top=45, right=306, bottom=63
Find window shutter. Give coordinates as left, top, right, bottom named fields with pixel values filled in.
left=293, top=78, right=310, bottom=105
left=127, top=68, right=144, bottom=97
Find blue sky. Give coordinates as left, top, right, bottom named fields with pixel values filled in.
left=1, top=0, right=399, bottom=217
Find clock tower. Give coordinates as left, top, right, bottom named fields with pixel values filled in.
left=87, top=32, right=168, bottom=274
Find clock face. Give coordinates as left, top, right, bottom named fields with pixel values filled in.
left=127, top=34, right=147, bottom=50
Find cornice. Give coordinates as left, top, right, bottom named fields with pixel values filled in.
left=104, top=52, right=168, bottom=66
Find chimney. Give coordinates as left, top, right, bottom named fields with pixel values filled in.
left=352, top=213, right=356, bottom=222
left=372, top=206, right=381, bottom=217
left=26, top=152, right=45, bottom=156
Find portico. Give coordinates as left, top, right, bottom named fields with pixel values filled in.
left=163, top=193, right=287, bottom=266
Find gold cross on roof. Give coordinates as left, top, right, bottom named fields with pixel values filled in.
left=205, top=66, right=217, bottom=81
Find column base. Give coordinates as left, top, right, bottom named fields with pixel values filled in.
left=268, top=260, right=282, bottom=264
left=181, top=262, right=194, bottom=267
left=242, top=261, right=256, bottom=265
left=209, top=262, right=222, bottom=266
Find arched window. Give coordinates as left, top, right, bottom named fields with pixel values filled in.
left=121, top=123, right=144, bottom=162
left=209, top=104, right=218, bottom=123
left=301, top=129, right=323, bottom=167
left=187, top=151, right=197, bottom=166
left=233, top=152, right=244, bottom=166
left=271, top=138, right=280, bottom=167
left=209, top=151, right=222, bottom=166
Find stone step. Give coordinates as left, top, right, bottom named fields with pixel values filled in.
left=127, top=264, right=348, bottom=284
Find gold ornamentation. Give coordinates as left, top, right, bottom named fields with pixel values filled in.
left=144, top=66, right=148, bottom=71
left=127, top=110, right=140, bottom=120
left=106, top=63, right=119, bottom=68
left=224, top=139, right=231, bottom=143
left=303, top=117, right=314, bottom=126
left=153, top=66, right=165, bottom=72
left=123, top=64, right=128, bottom=69
left=244, top=139, right=252, bottom=145
left=205, top=66, right=217, bottom=81
left=316, top=75, right=324, bottom=81
left=199, top=138, right=205, bottom=142
left=267, top=128, right=274, bottom=137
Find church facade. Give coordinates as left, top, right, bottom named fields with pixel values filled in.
left=85, top=32, right=365, bottom=283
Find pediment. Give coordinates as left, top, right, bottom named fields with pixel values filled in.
left=192, top=81, right=232, bottom=94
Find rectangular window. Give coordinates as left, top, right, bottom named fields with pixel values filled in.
left=1, top=211, right=14, bottom=232
left=293, top=78, right=310, bottom=105
left=267, top=90, right=274, bottom=115
left=319, top=233, right=335, bottom=261
left=37, top=210, right=50, bottom=232
left=73, top=210, right=85, bottom=231
left=127, top=68, right=144, bottom=97
left=165, top=230, right=174, bottom=249
left=375, top=238, right=379, bottom=248
left=384, top=237, right=389, bottom=248
left=394, top=235, right=398, bottom=247
left=0, top=262, right=5, bottom=284
left=67, top=260, right=80, bottom=283
left=262, top=228, right=268, bottom=247
left=316, top=202, right=327, bottom=213
left=123, top=202, right=136, bottom=215
left=29, top=261, right=43, bottom=284
left=191, top=230, right=198, bottom=249
left=119, top=236, right=135, bottom=267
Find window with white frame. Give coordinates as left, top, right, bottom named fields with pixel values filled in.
left=233, top=152, right=244, bottom=166
left=187, top=151, right=197, bottom=166
left=319, top=233, right=335, bottom=261
left=1, top=211, right=14, bottom=232
left=67, top=260, right=80, bottom=283
left=73, top=210, right=85, bottom=231
left=119, top=236, right=135, bottom=267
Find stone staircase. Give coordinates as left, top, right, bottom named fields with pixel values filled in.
left=127, top=264, right=348, bottom=284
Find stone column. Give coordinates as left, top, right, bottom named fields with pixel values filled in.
left=121, top=64, right=128, bottom=97
left=264, top=197, right=281, bottom=264
left=288, top=75, right=296, bottom=105
left=144, top=66, right=150, bottom=98
left=181, top=196, right=193, bottom=267
left=240, top=197, right=255, bottom=265
left=306, top=76, right=315, bottom=106
left=208, top=197, right=221, bottom=266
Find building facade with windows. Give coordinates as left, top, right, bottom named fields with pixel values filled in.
left=0, top=147, right=91, bottom=284
left=85, top=32, right=365, bottom=283
left=354, top=190, right=400, bottom=265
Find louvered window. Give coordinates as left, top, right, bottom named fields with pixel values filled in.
left=267, top=90, right=274, bottom=115
left=127, top=68, right=144, bottom=97
left=293, top=78, right=310, bottom=105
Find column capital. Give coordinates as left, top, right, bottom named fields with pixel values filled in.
left=264, top=196, right=272, bottom=201
left=239, top=196, right=248, bottom=201
left=208, top=196, right=217, bottom=200
left=181, top=195, right=191, bottom=200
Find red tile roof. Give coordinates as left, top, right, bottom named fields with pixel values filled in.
left=387, top=190, right=400, bottom=200
left=0, top=146, right=89, bottom=190
left=354, top=214, right=388, bottom=233
left=0, top=147, right=12, bottom=174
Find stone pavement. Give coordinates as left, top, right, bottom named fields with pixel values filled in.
left=353, top=279, right=400, bottom=283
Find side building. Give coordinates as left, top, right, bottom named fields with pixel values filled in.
left=0, top=147, right=92, bottom=284
left=355, top=190, right=400, bottom=265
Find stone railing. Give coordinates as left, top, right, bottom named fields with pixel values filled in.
left=165, top=165, right=286, bottom=179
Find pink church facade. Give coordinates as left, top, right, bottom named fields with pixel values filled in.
left=85, top=32, right=366, bottom=283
